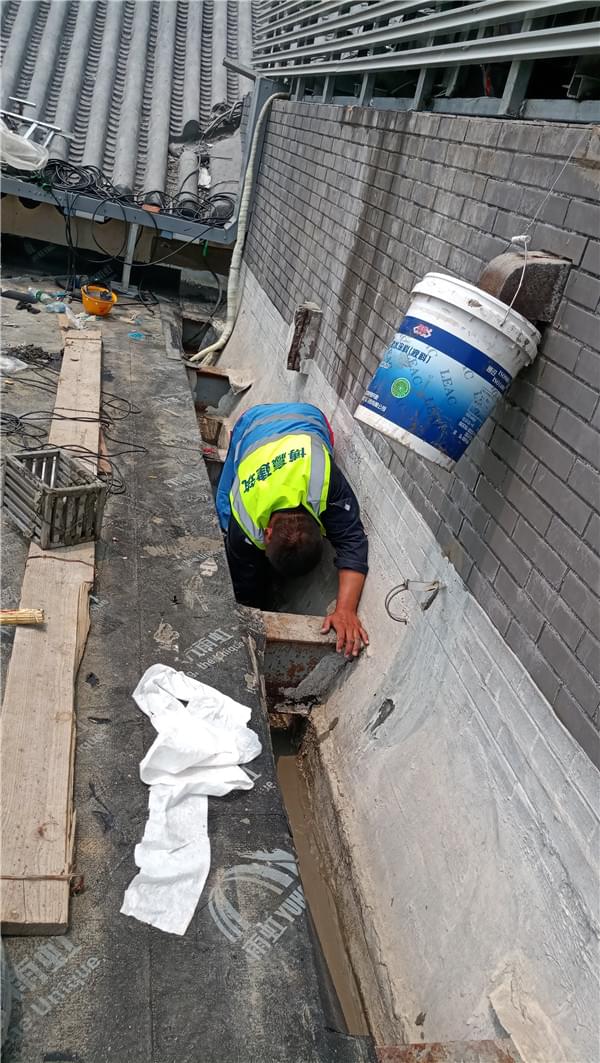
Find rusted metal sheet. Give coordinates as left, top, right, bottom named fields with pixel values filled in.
left=478, top=251, right=571, bottom=323
left=287, top=302, right=322, bottom=372
left=261, top=610, right=338, bottom=712
left=376, top=1040, right=522, bottom=1063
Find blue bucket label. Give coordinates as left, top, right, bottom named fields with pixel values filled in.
left=359, top=315, right=513, bottom=461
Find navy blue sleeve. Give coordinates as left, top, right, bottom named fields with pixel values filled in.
left=225, top=519, right=270, bottom=608
left=321, top=462, right=369, bottom=575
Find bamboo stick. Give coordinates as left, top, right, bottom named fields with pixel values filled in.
left=0, top=609, right=45, bottom=626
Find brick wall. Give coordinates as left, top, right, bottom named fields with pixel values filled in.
left=245, top=101, right=600, bottom=764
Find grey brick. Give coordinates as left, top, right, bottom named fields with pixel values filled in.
left=485, top=178, right=522, bottom=209
left=562, top=569, right=600, bottom=631
left=532, top=222, right=588, bottom=266
left=475, top=476, right=518, bottom=534
left=497, top=400, right=527, bottom=438
left=510, top=153, right=558, bottom=187
left=506, top=620, right=561, bottom=704
left=553, top=687, right=600, bottom=769
left=527, top=570, right=585, bottom=651
left=451, top=170, right=487, bottom=200
left=460, top=520, right=500, bottom=580
left=537, top=124, right=591, bottom=159
left=450, top=478, right=489, bottom=533
left=476, top=445, right=508, bottom=487
left=503, top=475, right=552, bottom=533
left=439, top=493, right=463, bottom=536
left=519, top=419, right=575, bottom=479
left=538, top=625, right=599, bottom=716
left=445, top=141, right=478, bottom=171
left=495, top=566, right=545, bottom=640
left=565, top=199, right=600, bottom=237
left=568, top=459, right=600, bottom=504
left=581, top=240, right=600, bottom=274
left=437, top=522, right=473, bottom=584
left=546, top=516, right=599, bottom=586
left=513, top=517, right=568, bottom=588
left=493, top=209, right=529, bottom=242
left=564, top=271, right=600, bottom=312
left=584, top=512, right=600, bottom=554
left=466, top=119, right=501, bottom=147
left=556, top=304, right=600, bottom=353
left=540, top=330, right=581, bottom=372
left=485, top=519, right=531, bottom=587
left=455, top=456, right=479, bottom=492
left=575, top=348, right=600, bottom=388
left=491, top=426, right=537, bottom=481
left=554, top=408, right=599, bottom=465
left=532, top=465, right=591, bottom=534
left=520, top=188, right=569, bottom=228
left=477, top=150, right=512, bottom=179
left=460, top=199, right=497, bottom=230
left=510, top=379, right=559, bottom=430
left=577, top=631, right=600, bottom=684
left=466, top=566, right=511, bottom=636
left=497, top=123, right=541, bottom=153
left=440, top=115, right=470, bottom=142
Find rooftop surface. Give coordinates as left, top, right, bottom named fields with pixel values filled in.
left=0, top=278, right=377, bottom=1062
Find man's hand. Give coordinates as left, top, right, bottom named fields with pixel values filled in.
left=321, top=608, right=369, bottom=658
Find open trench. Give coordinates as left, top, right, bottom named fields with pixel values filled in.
left=182, top=326, right=371, bottom=1039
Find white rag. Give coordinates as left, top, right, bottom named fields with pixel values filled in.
left=120, top=664, right=262, bottom=935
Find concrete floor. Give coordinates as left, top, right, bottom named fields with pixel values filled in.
left=0, top=277, right=377, bottom=1063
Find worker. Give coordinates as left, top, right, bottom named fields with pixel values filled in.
left=216, top=402, right=369, bottom=658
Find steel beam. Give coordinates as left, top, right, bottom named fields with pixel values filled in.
left=256, top=21, right=600, bottom=77
left=253, top=0, right=591, bottom=57
left=1, top=177, right=237, bottom=245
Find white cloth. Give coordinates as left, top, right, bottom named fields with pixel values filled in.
left=121, top=664, right=261, bottom=935
left=0, top=119, right=49, bottom=170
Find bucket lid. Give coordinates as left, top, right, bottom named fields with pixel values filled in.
left=411, top=272, right=541, bottom=363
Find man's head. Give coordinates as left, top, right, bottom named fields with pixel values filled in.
left=264, top=508, right=323, bottom=578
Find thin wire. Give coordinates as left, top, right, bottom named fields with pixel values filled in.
left=502, top=234, right=530, bottom=324
left=523, top=128, right=589, bottom=239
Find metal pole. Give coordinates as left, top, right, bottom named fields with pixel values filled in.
left=120, top=222, right=141, bottom=292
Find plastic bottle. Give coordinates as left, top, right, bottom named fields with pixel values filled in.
left=28, top=288, right=56, bottom=304
left=44, top=302, right=67, bottom=313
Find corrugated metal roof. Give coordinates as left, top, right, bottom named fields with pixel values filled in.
left=1, top=0, right=255, bottom=199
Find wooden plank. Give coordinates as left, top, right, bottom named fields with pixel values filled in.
left=261, top=610, right=337, bottom=646
left=1, top=331, right=101, bottom=934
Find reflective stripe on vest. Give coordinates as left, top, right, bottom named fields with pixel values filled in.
left=233, top=409, right=331, bottom=464
left=230, top=432, right=331, bottom=549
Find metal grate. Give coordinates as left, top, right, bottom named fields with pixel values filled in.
left=253, top=1, right=600, bottom=120
left=1, top=448, right=107, bottom=550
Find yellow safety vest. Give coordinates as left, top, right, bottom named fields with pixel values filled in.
left=230, top=432, right=331, bottom=549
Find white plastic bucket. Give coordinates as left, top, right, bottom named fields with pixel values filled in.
left=355, top=272, right=540, bottom=469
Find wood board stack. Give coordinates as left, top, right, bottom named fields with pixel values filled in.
left=1, top=329, right=102, bottom=933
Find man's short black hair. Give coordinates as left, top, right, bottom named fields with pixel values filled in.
left=265, top=509, right=323, bottom=578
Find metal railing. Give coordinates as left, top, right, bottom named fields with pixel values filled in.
left=253, top=1, right=600, bottom=121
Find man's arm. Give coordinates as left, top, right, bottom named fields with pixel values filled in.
left=320, top=462, right=369, bottom=658
left=321, top=569, right=369, bottom=657
left=225, top=519, right=270, bottom=608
